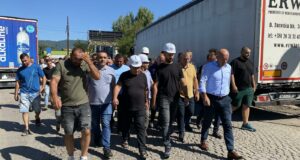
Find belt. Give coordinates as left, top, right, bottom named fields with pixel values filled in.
left=207, top=94, right=227, bottom=100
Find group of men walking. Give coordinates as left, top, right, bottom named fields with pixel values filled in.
left=14, top=43, right=256, bottom=160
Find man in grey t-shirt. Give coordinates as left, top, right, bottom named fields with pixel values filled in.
left=88, top=50, right=115, bottom=159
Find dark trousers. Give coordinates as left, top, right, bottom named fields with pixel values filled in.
left=121, top=109, right=146, bottom=152
left=201, top=95, right=234, bottom=152
left=170, top=97, right=185, bottom=134
left=184, top=98, right=195, bottom=127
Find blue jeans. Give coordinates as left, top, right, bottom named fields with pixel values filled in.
left=183, top=98, right=195, bottom=127
left=19, top=92, right=41, bottom=113
left=44, top=85, right=50, bottom=107
left=201, top=95, right=234, bottom=152
left=90, top=104, right=112, bottom=149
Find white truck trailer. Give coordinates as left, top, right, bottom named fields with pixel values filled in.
left=135, top=0, right=300, bottom=105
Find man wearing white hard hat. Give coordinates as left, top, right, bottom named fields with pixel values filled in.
left=141, top=47, right=150, bottom=55
left=138, top=54, right=153, bottom=136
left=152, top=43, right=187, bottom=159
left=113, top=55, right=149, bottom=159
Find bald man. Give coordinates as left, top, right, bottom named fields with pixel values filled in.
left=199, top=49, right=242, bottom=159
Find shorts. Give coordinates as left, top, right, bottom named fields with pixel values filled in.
left=19, top=92, right=41, bottom=113
left=231, top=87, right=254, bottom=107
left=61, top=103, right=91, bottom=135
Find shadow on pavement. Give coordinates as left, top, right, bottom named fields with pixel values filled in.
left=0, top=104, right=19, bottom=109
left=231, top=107, right=300, bottom=122
left=35, top=136, right=64, bottom=148
left=0, top=121, right=23, bottom=132
left=0, top=146, right=60, bottom=160
left=29, top=119, right=58, bottom=135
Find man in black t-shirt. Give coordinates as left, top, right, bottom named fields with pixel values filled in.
left=152, top=43, right=187, bottom=159
left=113, top=55, right=149, bottom=159
left=230, top=47, right=256, bottom=132
left=43, top=58, right=55, bottom=109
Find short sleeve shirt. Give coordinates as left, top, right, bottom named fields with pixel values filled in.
left=181, top=63, right=197, bottom=98
left=230, top=57, right=254, bottom=90
left=153, top=63, right=183, bottom=99
left=88, top=66, right=115, bottom=106
left=43, top=67, right=55, bottom=85
left=16, top=64, right=45, bottom=94
left=52, top=59, right=90, bottom=106
left=118, top=71, right=148, bottom=111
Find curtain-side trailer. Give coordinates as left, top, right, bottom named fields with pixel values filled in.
left=135, top=0, right=300, bottom=106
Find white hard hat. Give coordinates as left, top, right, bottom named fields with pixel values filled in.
left=142, top=47, right=150, bottom=55
left=138, top=54, right=150, bottom=63
left=162, top=43, right=176, bottom=54
left=129, top=55, right=142, bottom=67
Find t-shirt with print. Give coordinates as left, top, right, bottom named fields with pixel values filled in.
left=16, top=64, right=45, bottom=94
left=153, top=63, right=183, bottom=99
left=118, top=70, right=148, bottom=111
left=230, top=57, right=254, bottom=90
left=52, top=59, right=90, bottom=106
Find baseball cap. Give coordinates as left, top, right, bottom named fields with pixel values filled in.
left=141, top=47, right=150, bottom=55
left=139, top=54, right=150, bottom=63
left=129, top=55, right=142, bottom=67
left=162, top=43, right=176, bottom=54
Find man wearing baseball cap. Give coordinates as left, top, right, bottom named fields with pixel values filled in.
left=139, top=54, right=153, bottom=136
left=113, top=55, right=149, bottom=159
left=152, top=43, right=187, bottom=159
left=141, top=47, right=150, bottom=55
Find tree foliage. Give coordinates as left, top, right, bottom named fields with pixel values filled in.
left=112, top=7, right=154, bottom=56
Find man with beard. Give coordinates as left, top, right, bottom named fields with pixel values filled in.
left=152, top=43, right=187, bottom=159
left=230, top=47, right=256, bottom=132
left=51, top=47, right=100, bottom=160
left=88, top=50, right=115, bottom=158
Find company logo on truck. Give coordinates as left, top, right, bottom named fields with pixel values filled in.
left=0, top=26, right=6, bottom=62
left=268, top=0, right=300, bottom=10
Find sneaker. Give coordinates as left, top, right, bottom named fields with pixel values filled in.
left=241, top=123, right=256, bottom=132
left=21, top=129, right=32, bottom=136
left=164, top=146, right=171, bottom=159
left=35, top=118, right=41, bottom=126
left=121, top=140, right=129, bottom=149
left=79, top=156, right=88, bottom=160
left=103, top=148, right=113, bottom=159
left=42, top=107, right=48, bottom=111
left=140, top=151, right=148, bottom=159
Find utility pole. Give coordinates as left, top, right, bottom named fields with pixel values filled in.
left=66, top=16, right=70, bottom=56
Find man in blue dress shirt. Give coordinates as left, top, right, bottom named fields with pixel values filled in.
left=199, top=49, right=243, bottom=160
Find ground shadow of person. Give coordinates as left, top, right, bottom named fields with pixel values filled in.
left=0, top=121, right=23, bottom=132
left=0, top=146, right=60, bottom=160
left=29, top=118, right=58, bottom=135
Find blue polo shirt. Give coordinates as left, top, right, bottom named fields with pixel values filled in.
left=16, top=63, right=45, bottom=94
left=110, top=64, right=130, bottom=83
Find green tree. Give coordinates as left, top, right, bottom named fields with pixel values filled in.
left=112, top=7, right=154, bottom=55
left=73, top=40, right=88, bottom=51
left=38, top=44, right=47, bottom=58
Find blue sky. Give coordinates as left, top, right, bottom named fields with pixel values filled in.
left=0, top=0, right=190, bottom=41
